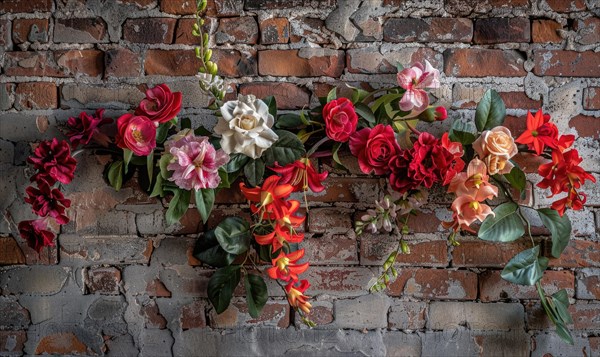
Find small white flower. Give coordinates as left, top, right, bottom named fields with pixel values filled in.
left=197, top=73, right=225, bottom=93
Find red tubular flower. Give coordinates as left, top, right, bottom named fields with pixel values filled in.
left=240, top=175, right=294, bottom=220
left=515, top=110, right=559, bottom=155
left=538, top=149, right=596, bottom=195
left=253, top=224, right=304, bottom=251
left=270, top=158, right=328, bottom=193
left=18, top=219, right=55, bottom=253
left=66, top=109, right=113, bottom=148
left=285, top=279, right=312, bottom=314
left=115, top=114, right=157, bottom=156
left=28, top=138, right=77, bottom=185
left=24, top=182, right=71, bottom=224
left=551, top=190, right=587, bottom=216
left=322, top=97, right=358, bottom=142
left=349, top=124, right=400, bottom=175
left=135, top=84, right=183, bottom=124
left=267, top=249, right=309, bottom=282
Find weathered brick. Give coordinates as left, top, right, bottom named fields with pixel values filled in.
left=444, top=49, right=526, bottom=77
left=174, top=18, right=215, bottom=45
left=333, top=294, right=389, bottom=329
left=212, top=48, right=258, bottom=77
left=0, top=297, right=30, bottom=329
left=545, top=239, right=600, bottom=268
left=569, top=114, right=600, bottom=139
left=180, top=300, right=207, bottom=329
left=0, top=19, right=11, bottom=49
left=591, top=336, right=600, bottom=356
left=146, top=278, right=172, bottom=297
left=239, top=82, right=310, bottom=110
left=531, top=333, right=590, bottom=357
left=12, top=18, right=49, bottom=44
left=479, top=270, right=574, bottom=302
left=360, top=234, right=448, bottom=267
left=302, top=233, right=358, bottom=265
left=0, top=0, right=52, bottom=12
left=260, top=17, right=289, bottom=44
left=577, top=268, right=600, bottom=299
left=0, top=266, right=68, bottom=295
left=0, top=331, right=26, bottom=356
left=208, top=300, right=290, bottom=328
left=4, top=50, right=103, bottom=77
left=145, top=49, right=198, bottom=76
left=104, top=48, right=142, bottom=78
left=305, top=267, right=377, bottom=297
left=500, top=91, right=543, bottom=109
left=388, top=269, right=478, bottom=299
left=305, top=177, right=381, bottom=203
left=571, top=303, right=600, bottom=330
left=388, top=301, right=427, bottom=329
left=0, top=236, right=26, bottom=265
left=544, top=0, right=586, bottom=12
left=160, top=0, right=195, bottom=14
left=60, top=235, right=153, bottom=265
left=383, top=18, right=472, bottom=43
left=584, top=87, right=600, bottom=110
left=533, top=50, right=600, bottom=77
left=307, top=207, right=352, bottom=233
left=35, top=332, right=93, bottom=355
left=86, top=267, right=121, bottom=295
left=444, top=0, right=529, bottom=15
left=428, top=302, right=525, bottom=330
left=54, top=18, right=108, bottom=43
left=245, top=0, right=335, bottom=9
left=290, top=17, right=328, bottom=44
left=117, top=0, right=156, bottom=8
left=452, top=239, right=533, bottom=268
left=123, top=18, right=176, bottom=44
left=532, top=19, right=562, bottom=43
left=574, top=16, right=600, bottom=45
left=474, top=17, right=530, bottom=43
left=163, top=0, right=244, bottom=16
left=347, top=47, right=441, bottom=74
left=140, top=299, right=167, bottom=329
left=258, top=49, right=345, bottom=77
left=14, top=82, right=57, bottom=110
left=215, top=17, right=258, bottom=44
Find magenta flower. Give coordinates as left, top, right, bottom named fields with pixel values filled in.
left=166, top=134, right=229, bottom=190
left=18, top=219, right=55, bottom=253
left=28, top=138, right=77, bottom=185
left=25, top=181, right=71, bottom=224
left=66, top=109, right=113, bottom=148
left=397, top=60, right=440, bottom=112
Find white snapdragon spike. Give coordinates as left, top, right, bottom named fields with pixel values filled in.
left=214, top=94, right=279, bottom=159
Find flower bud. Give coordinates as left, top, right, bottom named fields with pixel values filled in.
left=435, top=106, right=448, bottom=121
left=401, top=240, right=410, bottom=254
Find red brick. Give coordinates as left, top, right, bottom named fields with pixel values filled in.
left=453, top=239, right=534, bottom=268
left=512, top=152, right=549, bottom=174
left=569, top=114, right=600, bottom=139
left=570, top=304, right=600, bottom=330
left=206, top=208, right=252, bottom=230
left=208, top=300, right=290, bottom=328
left=212, top=48, right=258, bottom=77
left=180, top=300, right=207, bottom=329
left=347, top=47, right=441, bottom=74
left=584, top=87, right=600, bottom=110
left=532, top=19, right=563, bottom=43
left=360, top=235, right=448, bottom=267
left=145, top=50, right=198, bottom=76
left=140, top=300, right=167, bottom=329
left=533, top=50, right=600, bottom=77
left=174, top=18, right=215, bottom=45
left=214, top=184, right=247, bottom=204
left=4, top=50, right=103, bottom=77
left=86, top=267, right=121, bottom=295
left=0, top=0, right=52, bottom=12
left=290, top=17, right=328, bottom=44
left=307, top=208, right=352, bottom=233
left=499, top=92, right=542, bottom=109
left=306, top=177, right=382, bottom=203
left=0, top=236, right=26, bottom=265
left=260, top=17, right=289, bottom=44
left=258, top=49, right=345, bottom=77
left=578, top=271, right=600, bottom=299
left=146, top=278, right=172, bottom=297
left=245, top=0, right=335, bottom=9
left=546, top=239, right=600, bottom=268
left=305, top=301, right=334, bottom=325
left=383, top=18, right=472, bottom=43
left=0, top=331, right=26, bottom=356
left=104, top=48, right=141, bottom=78
left=117, top=0, right=156, bottom=8
left=160, top=0, right=195, bottom=14
left=445, top=0, right=529, bottom=14
left=123, top=18, right=176, bottom=44
left=14, top=82, right=57, bottom=110
left=215, top=17, right=258, bottom=44
left=574, top=17, right=600, bottom=45
left=545, top=0, right=586, bottom=12
left=54, top=18, right=108, bottom=43
left=302, top=233, right=358, bottom=265
left=12, top=18, right=49, bottom=44
left=444, top=49, right=526, bottom=77
left=206, top=0, right=244, bottom=16
left=590, top=337, right=600, bottom=355
left=388, top=268, right=478, bottom=299
left=474, top=17, right=530, bottom=44
left=0, top=19, right=10, bottom=48
left=305, top=267, right=376, bottom=296
left=35, top=332, right=91, bottom=355
left=239, top=82, right=309, bottom=109
left=409, top=211, right=442, bottom=233
left=479, top=270, right=574, bottom=302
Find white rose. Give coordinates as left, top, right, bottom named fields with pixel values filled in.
left=214, top=94, right=278, bottom=159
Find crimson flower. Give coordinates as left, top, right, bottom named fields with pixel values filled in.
left=388, top=149, right=417, bottom=194
left=25, top=182, right=71, bottom=224
left=515, top=110, right=559, bottom=155
left=135, top=84, right=182, bottom=124
left=28, top=138, right=77, bottom=185
left=267, top=249, right=309, bottom=282
left=115, top=114, right=157, bottom=156
left=322, top=97, right=358, bottom=142
left=18, top=219, right=55, bottom=253
left=551, top=189, right=587, bottom=216
left=66, top=109, right=112, bottom=148
left=240, top=175, right=294, bottom=220
left=270, top=158, right=328, bottom=193
left=408, top=132, right=458, bottom=189
left=538, top=149, right=596, bottom=196
left=349, top=124, right=400, bottom=175
left=253, top=223, right=304, bottom=251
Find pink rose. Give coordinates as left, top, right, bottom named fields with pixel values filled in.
left=322, top=98, right=358, bottom=142
left=115, top=114, right=156, bottom=156
left=349, top=124, right=400, bottom=175
left=136, top=84, right=182, bottom=124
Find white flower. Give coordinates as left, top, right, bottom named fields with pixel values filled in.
left=197, top=73, right=225, bottom=94
left=214, top=94, right=278, bottom=159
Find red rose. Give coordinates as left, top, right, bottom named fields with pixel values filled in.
left=115, top=114, right=157, bottom=156
left=136, top=84, right=182, bottom=124
left=349, top=124, right=400, bottom=175
left=28, top=138, right=77, bottom=185
left=322, top=98, right=358, bottom=142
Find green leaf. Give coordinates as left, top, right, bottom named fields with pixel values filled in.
left=326, top=87, right=337, bottom=103
left=244, top=159, right=265, bottom=187
left=478, top=202, right=525, bottom=242
left=449, top=120, right=478, bottom=145
left=218, top=167, right=231, bottom=189
left=215, top=217, right=251, bottom=255
left=194, top=125, right=212, bottom=136
left=555, top=323, right=574, bottom=345
left=504, top=164, right=526, bottom=193
left=537, top=208, right=572, bottom=258
left=393, top=119, right=419, bottom=149
left=355, top=103, right=376, bottom=126
left=262, top=130, right=306, bottom=167
left=149, top=173, right=164, bottom=198
left=551, top=289, right=574, bottom=325
left=475, top=89, right=506, bottom=132
left=263, top=96, right=277, bottom=118
left=146, top=150, right=154, bottom=184
left=180, top=117, right=192, bottom=129
left=275, top=114, right=305, bottom=129
left=225, top=153, right=250, bottom=173
left=245, top=273, right=268, bottom=318
left=159, top=154, right=172, bottom=179
left=123, top=149, right=133, bottom=174
left=370, top=93, right=403, bottom=113
left=165, top=188, right=191, bottom=226
left=156, top=122, right=171, bottom=144
left=501, top=245, right=548, bottom=285
left=195, top=188, right=215, bottom=224
left=207, top=266, right=241, bottom=314
left=349, top=86, right=370, bottom=104
left=257, top=244, right=274, bottom=263
left=193, top=229, right=236, bottom=267
left=107, top=160, right=124, bottom=191
left=332, top=141, right=345, bottom=168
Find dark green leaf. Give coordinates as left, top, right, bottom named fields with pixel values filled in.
left=123, top=149, right=133, bottom=174
left=193, top=229, right=236, bottom=267
left=218, top=167, right=231, bottom=189
left=245, top=273, right=268, bottom=318
left=208, top=266, right=241, bottom=314
left=165, top=188, right=191, bottom=227
left=146, top=150, right=154, bottom=184
left=551, top=289, right=573, bottom=324
left=195, top=188, right=215, bottom=224
left=449, top=120, right=478, bottom=145
left=159, top=154, right=172, bottom=179
left=149, top=173, right=164, bottom=198
left=226, top=153, right=250, bottom=173
left=262, top=130, right=306, bottom=167
left=244, top=159, right=265, bottom=187
left=326, top=87, right=337, bottom=103
left=180, top=117, right=192, bottom=129
left=501, top=245, right=548, bottom=285
left=537, top=208, right=572, bottom=258
left=331, top=141, right=347, bottom=171
left=350, top=86, right=370, bottom=104
left=107, top=160, right=124, bottom=191
left=215, top=217, right=251, bottom=255
left=257, top=244, right=274, bottom=263
left=194, top=125, right=212, bottom=136
left=263, top=96, right=277, bottom=118
left=156, top=122, right=171, bottom=144
left=275, top=114, right=305, bottom=129
left=355, top=103, right=376, bottom=126
left=504, top=164, right=526, bottom=193
left=555, top=323, right=574, bottom=345
left=475, top=89, right=506, bottom=132
left=478, top=202, right=524, bottom=242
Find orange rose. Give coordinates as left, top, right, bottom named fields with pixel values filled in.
left=473, top=126, right=518, bottom=175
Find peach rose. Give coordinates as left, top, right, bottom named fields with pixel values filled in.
left=473, top=126, right=518, bottom=175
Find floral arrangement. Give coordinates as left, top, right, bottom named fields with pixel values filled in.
left=15, top=0, right=596, bottom=343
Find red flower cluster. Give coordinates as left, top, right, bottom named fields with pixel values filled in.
left=66, top=109, right=112, bottom=148
left=28, top=138, right=77, bottom=186
left=240, top=175, right=312, bottom=314
left=270, top=158, right=328, bottom=193
left=519, top=110, right=596, bottom=216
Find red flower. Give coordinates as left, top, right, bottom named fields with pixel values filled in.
left=551, top=190, right=587, bottom=216
left=285, top=279, right=311, bottom=314
left=135, top=84, right=182, bottom=124
left=253, top=223, right=304, bottom=251
left=267, top=249, right=309, bottom=282
left=18, top=219, right=55, bottom=253
left=322, top=98, right=358, bottom=142
left=240, top=175, right=294, bottom=220
left=349, top=124, right=400, bottom=175
left=270, top=158, right=328, bottom=193
left=538, top=149, right=596, bottom=196
left=515, top=110, right=559, bottom=155
left=66, top=109, right=112, bottom=148
left=409, top=132, right=458, bottom=189
left=25, top=182, right=71, bottom=224
left=434, top=106, right=448, bottom=121
left=28, top=138, right=77, bottom=185
left=388, top=149, right=417, bottom=194
left=115, top=114, right=157, bottom=156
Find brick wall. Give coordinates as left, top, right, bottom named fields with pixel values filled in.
left=1, top=0, right=599, bottom=356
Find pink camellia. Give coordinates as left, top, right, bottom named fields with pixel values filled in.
left=322, top=97, right=358, bottom=142
left=28, top=138, right=77, bottom=185
left=25, top=182, right=71, bottom=224
left=397, top=60, right=440, bottom=112
left=166, top=134, right=229, bottom=190
left=66, top=109, right=113, bottom=148
left=115, top=114, right=157, bottom=156
left=349, top=124, right=400, bottom=175
left=136, top=84, right=182, bottom=124
left=18, top=219, right=55, bottom=253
